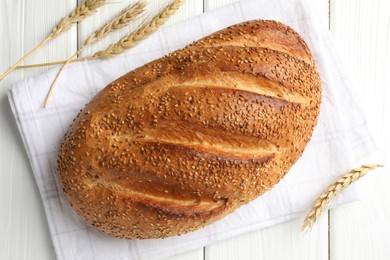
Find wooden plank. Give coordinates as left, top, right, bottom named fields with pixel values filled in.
left=329, top=0, right=390, bottom=259
left=203, top=0, right=330, bottom=259
left=205, top=217, right=330, bottom=260
left=77, top=1, right=205, bottom=259
left=0, top=0, right=77, bottom=259
left=165, top=0, right=205, bottom=256
left=0, top=1, right=205, bottom=259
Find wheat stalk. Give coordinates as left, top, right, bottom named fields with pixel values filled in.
left=302, top=164, right=383, bottom=231
left=93, top=0, right=185, bottom=58
left=43, top=0, right=146, bottom=108
left=17, top=58, right=90, bottom=69
left=0, top=0, right=107, bottom=82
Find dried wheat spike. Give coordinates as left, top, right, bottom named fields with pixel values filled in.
left=83, top=0, right=147, bottom=46
left=302, top=164, right=383, bottom=231
left=93, top=0, right=185, bottom=58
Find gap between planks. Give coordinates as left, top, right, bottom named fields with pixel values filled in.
left=327, top=2, right=331, bottom=259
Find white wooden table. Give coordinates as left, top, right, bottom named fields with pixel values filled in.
left=1, top=0, right=389, bottom=259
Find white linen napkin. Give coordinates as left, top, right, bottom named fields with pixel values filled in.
left=8, top=0, right=377, bottom=259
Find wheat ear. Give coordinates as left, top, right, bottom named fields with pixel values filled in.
left=302, top=164, right=383, bottom=231
left=84, top=0, right=147, bottom=47
left=0, top=0, right=107, bottom=82
left=93, top=0, right=185, bottom=58
left=43, top=1, right=146, bottom=108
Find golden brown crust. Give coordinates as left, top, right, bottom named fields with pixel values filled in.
left=57, top=20, right=322, bottom=239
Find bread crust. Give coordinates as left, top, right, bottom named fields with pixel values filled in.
left=57, top=20, right=322, bottom=239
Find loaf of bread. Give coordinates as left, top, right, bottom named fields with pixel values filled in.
left=57, top=20, right=321, bottom=239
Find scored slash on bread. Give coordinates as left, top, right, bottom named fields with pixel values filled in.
left=57, top=20, right=322, bottom=239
